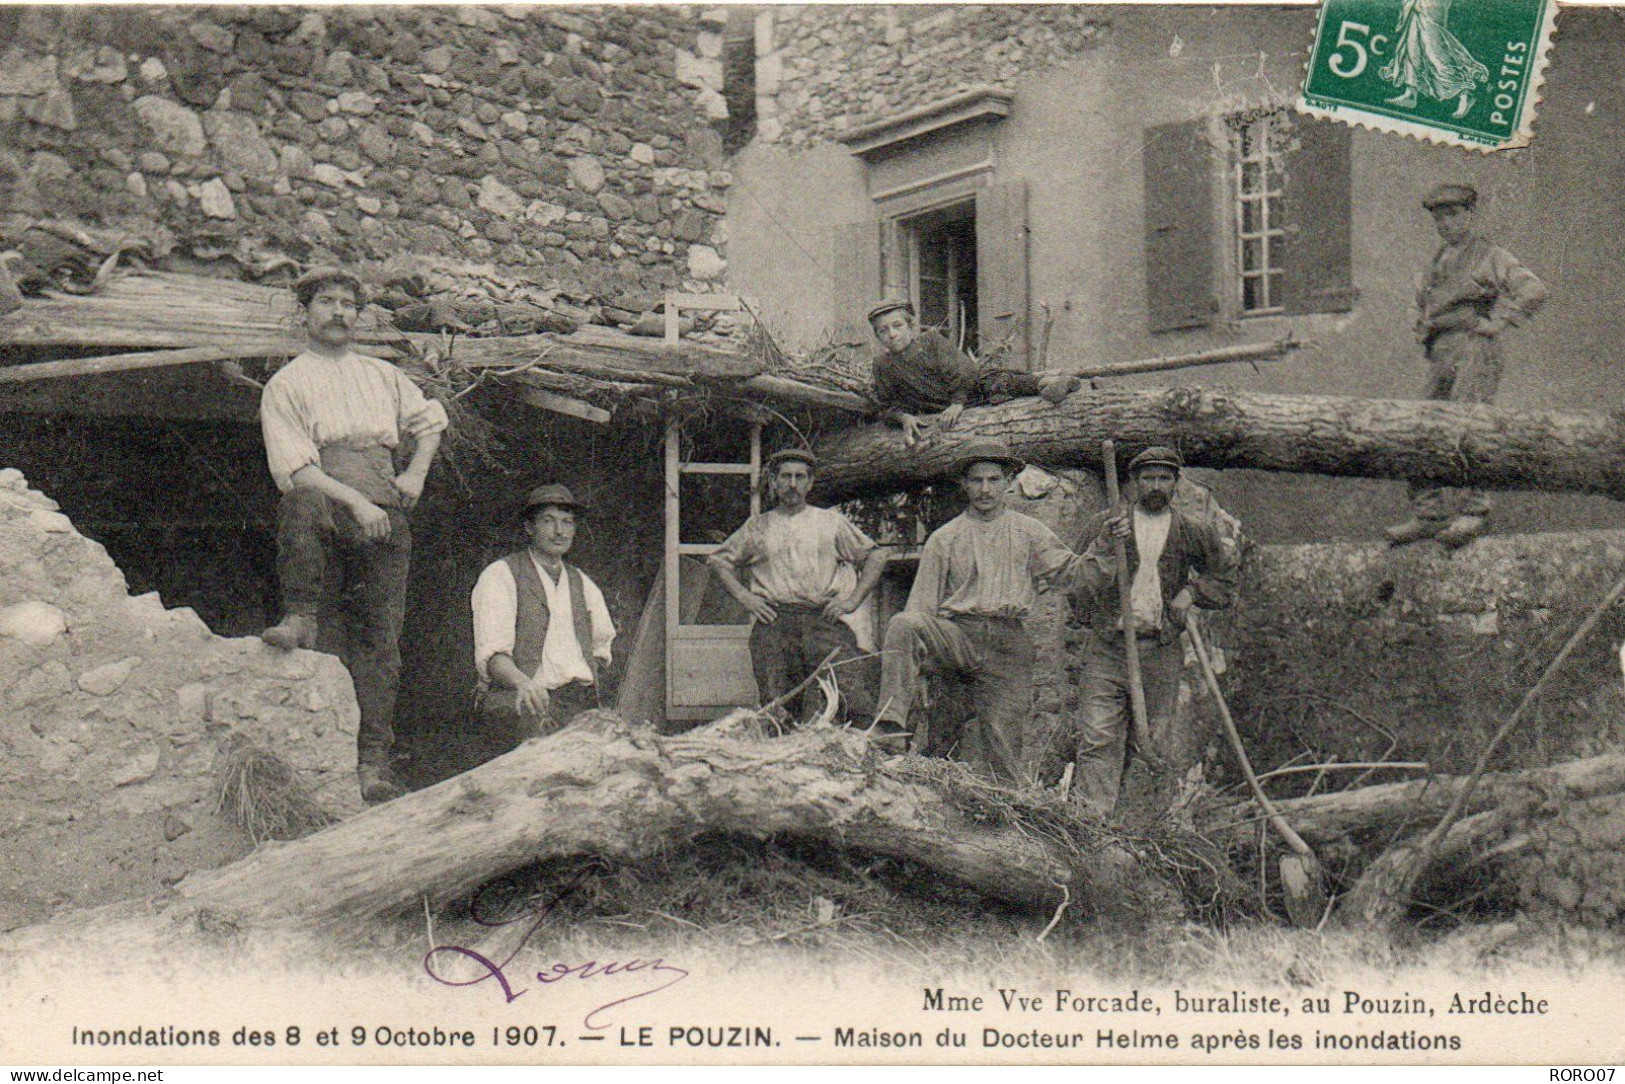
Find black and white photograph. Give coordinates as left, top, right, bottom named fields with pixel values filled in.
left=0, top=0, right=1622, bottom=1069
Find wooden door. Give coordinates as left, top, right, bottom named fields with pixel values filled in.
left=664, top=417, right=762, bottom=720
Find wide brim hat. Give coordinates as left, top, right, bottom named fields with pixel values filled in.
left=953, top=438, right=1025, bottom=476
left=1125, top=446, right=1184, bottom=474
left=524, top=483, right=588, bottom=513
left=1422, top=183, right=1478, bottom=210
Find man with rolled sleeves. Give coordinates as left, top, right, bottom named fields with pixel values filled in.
left=867, top=299, right=1080, bottom=447
left=258, top=266, right=448, bottom=805
left=708, top=448, right=885, bottom=724
left=1070, top=447, right=1240, bottom=817
left=871, top=439, right=1090, bottom=784
left=1386, top=183, right=1547, bottom=550
left=469, top=484, right=615, bottom=763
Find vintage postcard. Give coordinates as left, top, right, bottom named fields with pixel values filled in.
left=2, top=0, right=1624, bottom=1070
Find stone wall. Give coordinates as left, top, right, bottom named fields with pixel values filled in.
left=752, top=5, right=1107, bottom=145
left=0, top=5, right=733, bottom=299
left=0, top=468, right=359, bottom=929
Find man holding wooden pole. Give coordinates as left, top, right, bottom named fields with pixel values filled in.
left=258, top=266, right=448, bottom=805
left=1070, top=446, right=1240, bottom=817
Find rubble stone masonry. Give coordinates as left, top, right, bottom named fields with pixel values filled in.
left=0, top=468, right=360, bottom=927
left=751, top=5, right=1107, bottom=145
left=0, top=5, right=734, bottom=299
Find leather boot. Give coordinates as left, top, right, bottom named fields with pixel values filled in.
left=1038, top=373, right=1082, bottom=404
left=1435, top=514, right=1487, bottom=549
left=1384, top=518, right=1444, bottom=546
left=261, top=613, right=317, bottom=650
left=357, top=763, right=405, bottom=805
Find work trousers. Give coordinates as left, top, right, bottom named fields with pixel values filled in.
left=877, top=611, right=1033, bottom=784
left=1410, top=330, right=1502, bottom=520
left=1073, top=630, right=1185, bottom=816
left=974, top=370, right=1044, bottom=405
left=471, top=680, right=599, bottom=766
left=750, top=606, right=876, bottom=723
left=276, top=487, right=411, bottom=771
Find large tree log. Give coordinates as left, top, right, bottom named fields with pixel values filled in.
left=2, top=712, right=1101, bottom=953
left=811, top=386, right=1625, bottom=502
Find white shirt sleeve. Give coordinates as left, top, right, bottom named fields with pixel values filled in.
left=582, top=573, right=617, bottom=663
left=470, top=560, right=518, bottom=681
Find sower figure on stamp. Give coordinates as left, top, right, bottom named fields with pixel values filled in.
left=867, top=299, right=1080, bottom=448
left=708, top=448, right=884, bottom=725
left=1071, top=447, right=1240, bottom=818
left=872, top=440, right=1090, bottom=784
left=259, top=267, right=447, bottom=805
left=470, top=484, right=615, bottom=765
left=1387, top=183, right=1547, bottom=550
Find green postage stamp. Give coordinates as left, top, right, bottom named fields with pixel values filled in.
left=1298, top=0, right=1558, bottom=151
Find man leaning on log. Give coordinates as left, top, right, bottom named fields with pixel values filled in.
left=258, top=266, right=447, bottom=805
left=470, top=484, right=615, bottom=765
left=871, top=439, right=1093, bottom=783
left=708, top=448, right=884, bottom=724
left=1070, top=447, right=1240, bottom=817
left=866, top=298, right=1079, bottom=447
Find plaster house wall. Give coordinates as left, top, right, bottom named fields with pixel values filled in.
left=729, top=5, right=1625, bottom=542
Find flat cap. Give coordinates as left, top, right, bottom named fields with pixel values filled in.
left=866, top=298, right=915, bottom=324
left=1126, top=446, right=1184, bottom=474
left=955, top=438, right=1025, bottom=477
left=767, top=447, right=817, bottom=472
left=1422, top=183, right=1478, bottom=210
left=524, top=483, right=587, bottom=512
left=292, top=265, right=365, bottom=307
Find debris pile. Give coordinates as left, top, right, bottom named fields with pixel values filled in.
left=0, top=468, right=359, bottom=929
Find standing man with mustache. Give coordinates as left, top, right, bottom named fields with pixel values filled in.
left=709, top=448, right=885, bottom=725
left=1070, top=447, right=1239, bottom=817
left=258, top=266, right=448, bottom=804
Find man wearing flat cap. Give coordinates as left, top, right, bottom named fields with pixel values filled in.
left=1070, top=446, right=1240, bottom=816
left=469, top=484, right=616, bottom=763
left=872, top=439, right=1090, bottom=783
left=1387, top=183, right=1547, bottom=549
left=259, top=265, right=448, bottom=804
left=867, top=299, right=1079, bottom=448
left=709, top=448, right=885, bottom=724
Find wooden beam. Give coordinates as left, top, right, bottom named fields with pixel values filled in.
left=0, top=343, right=289, bottom=384
left=742, top=373, right=873, bottom=413
left=1066, top=338, right=1298, bottom=381
left=513, top=383, right=613, bottom=424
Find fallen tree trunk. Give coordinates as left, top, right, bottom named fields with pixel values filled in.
left=3, top=712, right=1096, bottom=951
left=811, top=386, right=1625, bottom=502
left=1209, top=751, right=1625, bottom=855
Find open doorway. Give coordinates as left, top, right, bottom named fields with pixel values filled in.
left=904, top=200, right=979, bottom=355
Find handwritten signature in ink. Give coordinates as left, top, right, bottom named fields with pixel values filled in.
left=422, top=870, right=690, bottom=1030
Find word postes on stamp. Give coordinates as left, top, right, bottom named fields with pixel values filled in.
left=1298, top=0, right=1557, bottom=151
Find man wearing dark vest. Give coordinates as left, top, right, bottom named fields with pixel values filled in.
left=469, top=484, right=615, bottom=763
left=1386, top=183, right=1547, bottom=550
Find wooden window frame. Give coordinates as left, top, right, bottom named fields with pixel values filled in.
left=1231, top=112, right=1289, bottom=318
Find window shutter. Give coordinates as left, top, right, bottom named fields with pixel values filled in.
left=1143, top=119, right=1215, bottom=333
left=975, top=179, right=1030, bottom=367
left=1279, top=117, right=1356, bottom=315
left=829, top=219, right=881, bottom=343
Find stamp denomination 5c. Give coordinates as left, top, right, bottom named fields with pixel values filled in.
left=1298, top=0, right=1557, bottom=151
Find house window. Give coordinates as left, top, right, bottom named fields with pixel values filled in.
left=904, top=200, right=979, bottom=353
left=1142, top=113, right=1354, bottom=333
left=1231, top=113, right=1288, bottom=316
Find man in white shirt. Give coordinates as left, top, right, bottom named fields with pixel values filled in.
left=709, top=448, right=885, bottom=724
left=258, top=266, right=448, bottom=804
left=469, top=484, right=615, bottom=764
left=1070, top=447, right=1240, bottom=816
